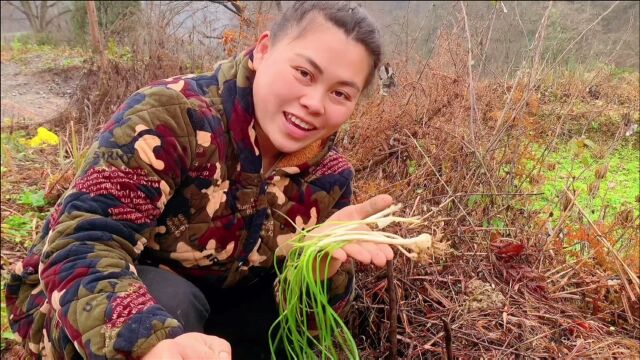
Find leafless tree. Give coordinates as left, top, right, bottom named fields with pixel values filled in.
left=207, top=1, right=244, bottom=17
left=6, top=1, right=71, bottom=33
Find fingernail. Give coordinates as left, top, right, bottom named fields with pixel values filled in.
left=219, top=351, right=230, bottom=360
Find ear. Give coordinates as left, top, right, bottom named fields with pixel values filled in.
left=252, top=31, right=271, bottom=71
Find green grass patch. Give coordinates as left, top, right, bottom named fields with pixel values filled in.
left=3, top=35, right=88, bottom=72
left=521, top=140, right=639, bottom=223
left=610, top=66, right=637, bottom=79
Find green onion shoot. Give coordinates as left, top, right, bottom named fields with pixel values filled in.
left=269, top=204, right=444, bottom=359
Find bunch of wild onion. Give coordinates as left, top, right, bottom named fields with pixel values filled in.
left=269, top=204, right=439, bottom=359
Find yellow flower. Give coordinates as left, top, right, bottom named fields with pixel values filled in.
left=21, top=127, right=60, bottom=148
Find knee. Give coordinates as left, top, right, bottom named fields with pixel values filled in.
left=136, top=266, right=210, bottom=332
left=172, top=287, right=210, bottom=332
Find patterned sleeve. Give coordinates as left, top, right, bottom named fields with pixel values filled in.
left=36, top=86, right=197, bottom=359
left=322, top=175, right=356, bottom=317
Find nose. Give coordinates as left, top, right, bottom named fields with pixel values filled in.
left=299, top=88, right=325, bottom=116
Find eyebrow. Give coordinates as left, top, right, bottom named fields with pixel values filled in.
left=294, top=53, right=362, bottom=93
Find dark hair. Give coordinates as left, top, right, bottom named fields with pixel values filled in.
left=270, top=1, right=382, bottom=90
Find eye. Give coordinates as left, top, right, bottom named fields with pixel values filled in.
left=332, top=90, right=351, bottom=101
left=294, top=67, right=313, bottom=82
left=298, top=69, right=311, bottom=78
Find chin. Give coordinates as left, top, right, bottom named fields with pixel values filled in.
left=276, top=141, right=305, bottom=154
left=273, top=137, right=314, bottom=154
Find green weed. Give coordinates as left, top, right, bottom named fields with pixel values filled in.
left=1, top=214, right=33, bottom=244
left=407, top=159, right=418, bottom=175
left=1, top=131, right=30, bottom=167
left=107, top=38, right=132, bottom=63
left=17, top=189, right=47, bottom=209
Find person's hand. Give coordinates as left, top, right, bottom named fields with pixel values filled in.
left=142, top=332, right=231, bottom=360
left=312, top=194, right=395, bottom=280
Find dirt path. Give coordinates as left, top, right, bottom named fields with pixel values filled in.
left=1, top=57, right=80, bottom=127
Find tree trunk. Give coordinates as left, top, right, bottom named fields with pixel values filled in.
left=86, top=0, right=106, bottom=69
left=17, top=1, right=38, bottom=32
left=37, top=0, right=48, bottom=33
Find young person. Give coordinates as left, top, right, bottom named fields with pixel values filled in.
left=6, top=2, right=394, bottom=359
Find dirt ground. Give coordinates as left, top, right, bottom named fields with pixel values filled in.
left=1, top=57, right=80, bottom=127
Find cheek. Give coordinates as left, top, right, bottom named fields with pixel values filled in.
left=254, top=74, right=281, bottom=117
left=258, top=72, right=300, bottom=108
left=254, top=63, right=283, bottom=101
left=324, top=106, right=353, bottom=132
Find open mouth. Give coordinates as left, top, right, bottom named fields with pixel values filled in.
left=284, top=112, right=317, bottom=132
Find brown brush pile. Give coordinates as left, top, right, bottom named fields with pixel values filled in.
left=339, top=31, right=639, bottom=359
left=49, top=3, right=227, bottom=133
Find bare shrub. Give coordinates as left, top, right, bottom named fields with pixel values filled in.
left=340, top=4, right=639, bottom=358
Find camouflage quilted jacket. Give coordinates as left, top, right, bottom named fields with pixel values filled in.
left=5, top=48, right=355, bottom=359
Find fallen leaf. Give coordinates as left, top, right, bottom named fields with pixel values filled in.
left=494, top=242, right=525, bottom=260
left=572, top=320, right=591, bottom=331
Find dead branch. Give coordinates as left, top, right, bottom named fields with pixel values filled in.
left=387, top=261, right=398, bottom=360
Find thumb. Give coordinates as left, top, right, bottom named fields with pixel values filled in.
left=331, top=194, right=394, bottom=222
left=200, top=335, right=232, bottom=360
left=360, top=194, right=394, bottom=216
left=174, top=333, right=232, bottom=360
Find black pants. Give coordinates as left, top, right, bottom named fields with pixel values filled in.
left=137, top=266, right=285, bottom=360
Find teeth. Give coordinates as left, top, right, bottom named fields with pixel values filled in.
left=286, top=112, right=314, bottom=130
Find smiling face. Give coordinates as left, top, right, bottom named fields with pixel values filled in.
left=251, top=15, right=372, bottom=159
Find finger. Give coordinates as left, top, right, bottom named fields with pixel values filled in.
left=342, top=243, right=371, bottom=265
left=314, top=252, right=344, bottom=280
left=176, top=334, right=227, bottom=359
left=330, top=194, right=394, bottom=222
left=331, top=248, right=347, bottom=263
left=180, top=343, right=217, bottom=360
left=158, top=352, right=181, bottom=360
left=199, top=335, right=232, bottom=360
left=325, top=257, right=343, bottom=281
left=378, top=243, right=395, bottom=261
left=201, top=334, right=231, bottom=350
left=361, top=242, right=387, bottom=267
left=152, top=345, right=180, bottom=360
left=211, top=337, right=232, bottom=360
